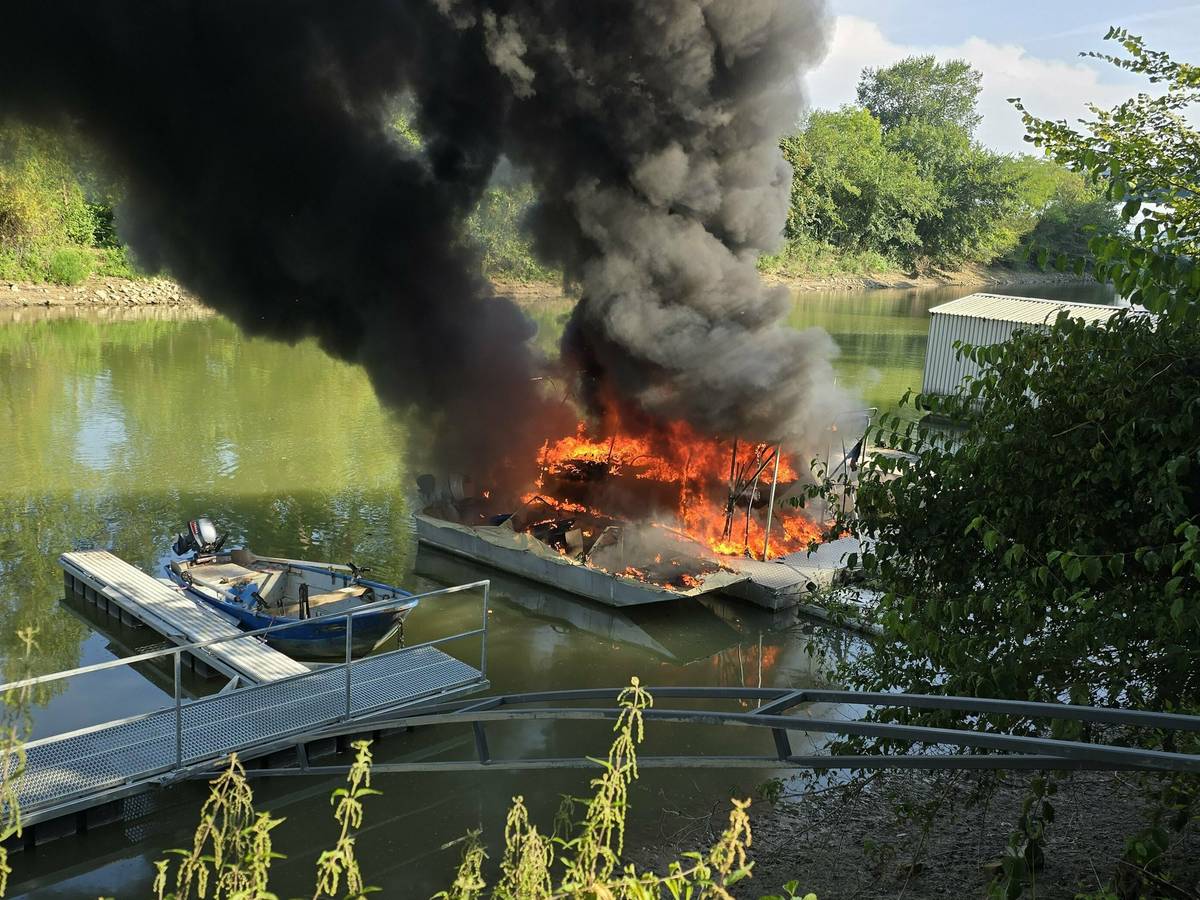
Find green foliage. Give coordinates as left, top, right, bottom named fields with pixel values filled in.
left=45, top=246, right=93, bottom=284
left=857, top=55, right=983, bottom=135
left=467, top=182, right=560, bottom=283
left=885, top=121, right=1017, bottom=265
left=153, top=753, right=284, bottom=900
left=756, top=236, right=894, bottom=277
left=999, top=157, right=1123, bottom=260
left=759, top=882, right=816, bottom=900
left=1013, top=27, right=1200, bottom=315
left=436, top=678, right=803, bottom=900
left=808, top=31, right=1200, bottom=897
left=155, top=742, right=379, bottom=900
left=825, top=308, right=1200, bottom=720
left=0, top=628, right=38, bottom=899
left=391, top=109, right=423, bottom=152
left=986, top=777, right=1054, bottom=899
left=0, top=124, right=109, bottom=281
left=777, top=58, right=1110, bottom=272
left=780, top=108, right=937, bottom=265
left=313, top=741, right=380, bottom=899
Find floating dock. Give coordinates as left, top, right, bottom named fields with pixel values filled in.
left=17, top=645, right=481, bottom=827
left=12, top=557, right=490, bottom=841
left=415, top=513, right=861, bottom=613
left=61, top=550, right=310, bottom=683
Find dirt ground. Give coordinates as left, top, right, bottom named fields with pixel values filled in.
left=630, top=769, right=1200, bottom=899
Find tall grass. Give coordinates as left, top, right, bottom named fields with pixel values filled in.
left=0, top=628, right=38, bottom=897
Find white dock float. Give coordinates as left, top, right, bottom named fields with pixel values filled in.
left=61, top=550, right=309, bottom=684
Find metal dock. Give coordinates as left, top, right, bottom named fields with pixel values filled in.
left=61, top=550, right=309, bottom=684
left=12, top=569, right=490, bottom=836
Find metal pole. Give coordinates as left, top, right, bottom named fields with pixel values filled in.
left=174, top=651, right=183, bottom=768
left=762, top=444, right=783, bottom=560
left=480, top=582, right=490, bottom=679
left=344, top=612, right=354, bottom=721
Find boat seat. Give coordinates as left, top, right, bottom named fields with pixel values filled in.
left=255, top=569, right=286, bottom=606
left=198, top=562, right=259, bottom=583
left=306, top=586, right=370, bottom=617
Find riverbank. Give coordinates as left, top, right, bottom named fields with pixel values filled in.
left=633, top=768, right=1199, bottom=899
left=0, top=275, right=199, bottom=308
left=497, top=262, right=1094, bottom=302
left=1, top=263, right=1095, bottom=311
left=762, top=261, right=1095, bottom=294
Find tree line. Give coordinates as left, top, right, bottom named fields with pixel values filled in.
left=766, top=55, right=1122, bottom=276
left=0, top=56, right=1119, bottom=287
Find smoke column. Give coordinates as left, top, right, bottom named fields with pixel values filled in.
left=0, top=0, right=839, bottom=475
left=462, top=1, right=846, bottom=450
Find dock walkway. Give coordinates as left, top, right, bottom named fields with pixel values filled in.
left=17, top=645, right=481, bottom=818
left=18, top=556, right=491, bottom=832
left=61, top=550, right=309, bottom=684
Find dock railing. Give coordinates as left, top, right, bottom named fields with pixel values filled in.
left=4, top=579, right=490, bottom=818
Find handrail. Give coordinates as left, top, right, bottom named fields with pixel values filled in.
left=4, top=578, right=491, bottom=693
left=10, top=573, right=489, bottom=812
left=369, top=686, right=1200, bottom=733
left=292, top=688, right=1200, bottom=776
left=341, top=707, right=1200, bottom=773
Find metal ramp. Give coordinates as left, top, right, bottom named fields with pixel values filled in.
left=9, top=579, right=491, bottom=828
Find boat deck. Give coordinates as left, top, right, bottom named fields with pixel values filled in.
left=61, top=550, right=309, bottom=684
left=18, top=645, right=483, bottom=818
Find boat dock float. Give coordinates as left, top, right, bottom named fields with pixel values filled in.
left=61, top=549, right=309, bottom=683
left=11, top=572, right=490, bottom=844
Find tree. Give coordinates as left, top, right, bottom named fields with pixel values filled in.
left=1014, top=28, right=1200, bottom=313
left=999, top=156, right=1124, bottom=260
left=780, top=108, right=938, bottom=265
left=885, top=120, right=1017, bottom=265
left=814, top=31, right=1200, bottom=895
left=857, top=55, right=983, bottom=134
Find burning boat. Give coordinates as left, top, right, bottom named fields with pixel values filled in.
left=416, top=419, right=856, bottom=610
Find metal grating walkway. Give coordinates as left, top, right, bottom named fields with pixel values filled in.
left=60, top=550, right=309, bottom=684
left=18, top=645, right=483, bottom=817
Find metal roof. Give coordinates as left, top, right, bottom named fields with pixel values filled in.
left=929, top=293, right=1123, bottom=326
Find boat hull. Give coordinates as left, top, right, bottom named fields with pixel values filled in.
left=186, top=590, right=413, bottom=660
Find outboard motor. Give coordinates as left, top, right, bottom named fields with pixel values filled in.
left=172, top=518, right=227, bottom=556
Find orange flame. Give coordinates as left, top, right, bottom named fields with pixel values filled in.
left=524, top=420, right=820, bottom=560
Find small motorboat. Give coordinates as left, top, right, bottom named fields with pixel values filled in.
left=167, top=517, right=417, bottom=660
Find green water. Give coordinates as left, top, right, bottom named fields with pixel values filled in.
left=0, top=283, right=1112, bottom=897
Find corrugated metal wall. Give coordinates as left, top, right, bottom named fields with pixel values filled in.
left=921, top=314, right=1033, bottom=396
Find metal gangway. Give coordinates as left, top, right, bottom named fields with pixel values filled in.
left=5, top=580, right=491, bottom=832
left=236, top=686, right=1200, bottom=780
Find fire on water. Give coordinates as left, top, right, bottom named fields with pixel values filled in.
left=522, top=421, right=822, bottom=561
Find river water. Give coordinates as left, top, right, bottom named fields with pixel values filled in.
left=0, top=281, right=1113, bottom=897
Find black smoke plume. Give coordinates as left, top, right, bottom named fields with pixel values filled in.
left=1, top=0, right=839, bottom=479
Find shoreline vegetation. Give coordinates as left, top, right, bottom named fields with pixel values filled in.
left=0, top=263, right=1094, bottom=311
left=2, top=57, right=1119, bottom=315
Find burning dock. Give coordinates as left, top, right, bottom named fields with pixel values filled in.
left=416, top=421, right=859, bottom=611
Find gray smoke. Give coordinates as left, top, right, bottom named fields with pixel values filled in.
left=1, top=0, right=841, bottom=479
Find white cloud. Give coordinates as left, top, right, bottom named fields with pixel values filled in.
left=803, top=15, right=1139, bottom=155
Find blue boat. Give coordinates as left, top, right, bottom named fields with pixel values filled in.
left=167, top=518, right=417, bottom=660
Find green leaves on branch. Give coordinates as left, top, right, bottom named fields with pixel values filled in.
left=1013, top=30, right=1200, bottom=316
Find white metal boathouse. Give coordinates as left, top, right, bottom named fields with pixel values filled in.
left=921, top=293, right=1124, bottom=397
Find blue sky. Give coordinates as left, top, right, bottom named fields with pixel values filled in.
left=804, top=1, right=1200, bottom=153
